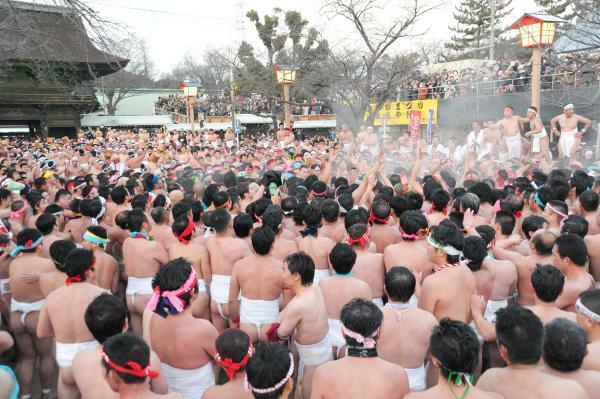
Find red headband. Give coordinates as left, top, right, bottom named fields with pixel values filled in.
left=312, top=190, right=327, bottom=198
left=101, top=349, right=159, bottom=379
left=175, top=217, right=195, bottom=244
left=66, top=258, right=95, bottom=285
left=368, top=210, right=390, bottom=224
left=429, top=204, right=447, bottom=215
left=216, top=343, right=255, bottom=381
left=399, top=226, right=420, bottom=240
left=348, top=230, right=370, bottom=250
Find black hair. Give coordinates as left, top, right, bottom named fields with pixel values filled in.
left=430, top=318, right=479, bottom=379
left=430, top=223, right=464, bottom=264
left=311, top=180, right=327, bottom=196
left=579, top=190, right=599, bottom=212
left=329, top=242, right=356, bottom=274
left=86, top=225, right=108, bottom=248
left=475, top=225, right=495, bottom=247
left=246, top=343, right=292, bottom=399
left=447, top=211, right=464, bottom=229
left=469, top=182, right=492, bottom=204
left=152, top=194, right=168, bottom=208
left=348, top=223, right=369, bottom=247
left=127, top=209, right=147, bottom=233
left=281, top=197, right=298, bottom=215
left=321, top=199, right=340, bottom=223
left=370, top=201, right=391, bottom=225
left=215, top=329, right=251, bottom=377
left=44, top=203, right=63, bottom=216
left=522, top=215, right=548, bottom=239
left=405, top=191, right=424, bottom=210
left=172, top=215, right=194, bottom=242
left=530, top=230, right=556, bottom=255
left=495, top=305, right=543, bottom=365
left=85, top=293, right=127, bottom=344
left=151, top=258, right=197, bottom=316
left=102, top=332, right=152, bottom=384
left=337, top=194, right=354, bottom=216
left=529, top=263, right=565, bottom=302
left=388, top=196, right=409, bottom=218
left=555, top=233, right=588, bottom=267
left=463, top=236, right=487, bottom=272
left=543, top=318, right=587, bottom=372
left=115, top=210, right=130, bottom=230
left=399, top=210, right=426, bottom=241
left=213, top=191, right=230, bottom=208
left=251, top=227, right=275, bottom=256
left=430, top=189, right=450, bottom=213
left=49, top=239, right=76, bottom=272
left=546, top=200, right=568, bottom=223
left=494, top=211, right=516, bottom=236
left=172, top=202, right=191, bottom=220
left=340, top=299, right=383, bottom=346
left=303, top=202, right=323, bottom=226
left=15, top=228, right=43, bottom=254
left=561, top=215, right=588, bottom=238
left=190, top=200, right=203, bottom=223
left=233, top=212, right=254, bottom=238
left=284, top=251, right=315, bottom=286
left=384, top=267, right=415, bottom=302
left=570, top=170, right=593, bottom=196
left=579, top=289, right=600, bottom=316
left=423, top=180, right=443, bottom=202
left=534, top=186, right=555, bottom=210
left=130, top=194, right=148, bottom=211
left=35, top=213, right=56, bottom=235
left=344, top=209, right=366, bottom=231
left=460, top=193, right=480, bottom=214
left=211, top=208, right=231, bottom=233
left=63, top=248, right=95, bottom=282
left=150, top=206, right=168, bottom=224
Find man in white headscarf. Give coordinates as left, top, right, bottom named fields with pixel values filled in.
left=551, top=104, right=592, bottom=159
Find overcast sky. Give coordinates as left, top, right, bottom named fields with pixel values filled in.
left=92, top=0, right=538, bottom=76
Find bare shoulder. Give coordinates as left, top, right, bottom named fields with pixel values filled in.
left=476, top=367, right=504, bottom=389
left=543, top=376, right=587, bottom=398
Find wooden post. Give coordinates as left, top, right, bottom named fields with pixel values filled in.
left=531, top=46, right=542, bottom=110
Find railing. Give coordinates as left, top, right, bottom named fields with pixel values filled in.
left=396, top=71, right=600, bottom=101
left=0, top=92, right=97, bottom=104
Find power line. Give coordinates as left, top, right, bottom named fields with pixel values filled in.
left=94, top=1, right=236, bottom=22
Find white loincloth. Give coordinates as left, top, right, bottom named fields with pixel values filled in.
left=126, top=276, right=154, bottom=305
left=504, top=135, right=522, bottom=159
left=295, top=334, right=333, bottom=381
left=328, top=318, right=345, bottom=351
left=313, top=268, right=331, bottom=286
left=161, top=362, right=215, bottom=399
left=197, top=279, right=206, bottom=293
left=484, top=299, right=508, bottom=323
left=559, top=129, right=578, bottom=158
left=468, top=321, right=484, bottom=344
left=531, top=129, right=548, bottom=153
left=11, top=298, right=44, bottom=325
left=408, top=294, right=418, bottom=308
left=240, top=296, right=279, bottom=336
left=56, top=340, right=99, bottom=368
left=0, top=278, right=10, bottom=295
left=406, top=364, right=426, bottom=391
left=210, top=274, right=231, bottom=319
left=373, top=297, right=384, bottom=308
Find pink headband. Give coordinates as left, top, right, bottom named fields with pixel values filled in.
left=399, top=226, right=420, bottom=240
left=10, top=204, right=27, bottom=219
left=244, top=353, right=294, bottom=394
left=147, top=268, right=198, bottom=315
left=546, top=203, right=569, bottom=224
left=341, top=324, right=378, bottom=349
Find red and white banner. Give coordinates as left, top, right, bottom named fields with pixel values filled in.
left=408, top=109, right=422, bottom=143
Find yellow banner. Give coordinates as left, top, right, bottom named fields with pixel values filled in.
left=366, top=99, right=438, bottom=125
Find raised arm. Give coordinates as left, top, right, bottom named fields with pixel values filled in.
left=578, top=115, right=592, bottom=132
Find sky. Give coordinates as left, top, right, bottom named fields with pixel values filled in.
left=90, top=0, right=538, bottom=76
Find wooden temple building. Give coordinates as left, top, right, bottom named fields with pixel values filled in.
left=0, top=1, right=128, bottom=137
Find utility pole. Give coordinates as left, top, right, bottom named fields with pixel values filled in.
left=230, top=68, right=238, bottom=145
left=489, top=0, right=496, bottom=60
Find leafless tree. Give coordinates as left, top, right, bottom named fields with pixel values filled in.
left=319, top=0, right=441, bottom=129
left=564, top=0, right=600, bottom=50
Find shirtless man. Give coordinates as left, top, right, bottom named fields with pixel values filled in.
left=553, top=234, right=594, bottom=311
left=585, top=233, right=600, bottom=283
left=204, top=208, right=252, bottom=331
left=9, top=229, right=55, bottom=398
left=369, top=201, right=401, bottom=254
left=146, top=258, right=218, bottom=399
left=492, top=230, right=556, bottom=305
left=426, top=189, right=450, bottom=227
left=544, top=200, right=569, bottom=235
left=72, top=293, right=169, bottom=398
left=319, top=199, right=345, bottom=243
left=274, top=251, right=332, bottom=398
left=519, top=106, right=550, bottom=160
left=108, top=186, right=131, bottom=226
left=493, top=106, right=523, bottom=160
left=169, top=215, right=211, bottom=318
left=39, top=239, right=75, bottom=297
left=64, top=198, right=93, bottom=243
left=151, top=207, right=178, bottom=249
left=319, top=243, right=372, bottom=357
left=477, top=306, right=587, bottom=399
left=464, top=236, right=495, bottom=304
left=37, top=248, right=107, bottom=399
left=233, top=212, right=254, bottom=250
left=297, top=203, right=335, bottom=286
left=229, top=227, right=283, bottom=342
left=420, top=224, right=475, bottom=322
left=102, top=333, right=181, bottom=398
left=540, top=318, right=600, bottom=399
left=385, top=211, right=431, bottom=279
left=579, top=191, right=600, bottom=236
left=82, top=225, right=119, bottom=293
left=348, top=223, right=385, bottom=306
left=529, top=264, right=577, bottom=324
left=122, top=209, right=169, bottom=335
left=311, top=299, right=410, bottom=399
left=244, top=343, right=295, bottom=399
left=551, top=104, right=592, bottom=159
left=378, top=267, right=437, bottom=392
left=338, top=124, right=354, bottom=153
left=35, top=213, right=62, bottom=258
left=262, top=210, right=299, bottom=261
left=202, top=329, right=253, bottom=399
left=575, top=289, right=600, bottom=371
left=406, top=319, right=502, bottom=399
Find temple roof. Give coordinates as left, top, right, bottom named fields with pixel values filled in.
left=0, top=1, right=128, bottom=69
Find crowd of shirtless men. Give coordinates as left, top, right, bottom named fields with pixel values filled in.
left=0, top=102, right=599, bottom=399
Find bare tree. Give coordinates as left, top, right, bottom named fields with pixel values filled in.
left=564, top=0, right=600, bottom=50
left=320, top=0, right=441, bottom=129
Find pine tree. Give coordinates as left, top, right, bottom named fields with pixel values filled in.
left=446, top=0, right=512, bottom=59
left=534, top=0, right=576, bottom=22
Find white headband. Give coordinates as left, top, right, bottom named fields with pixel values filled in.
left=564, top=104, right=574, bottom=111
left=576, top=298, right=600, bottom=323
